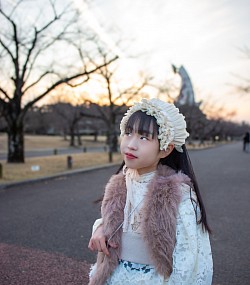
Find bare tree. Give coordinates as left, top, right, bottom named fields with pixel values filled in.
left=148, top=79, right=179, bottom=103
left=234, top=46, right=250, bottom=95
left=24, top=106, right=50, bottom=134
left=198, top=100, right=237, bottom=141
left=0, top=0, right=118, bottom=162
left=51, top=101, right=87, bottom=147
left=83, top=48, right=150, bottom=162
left=178, top=104, right=208, bottom=142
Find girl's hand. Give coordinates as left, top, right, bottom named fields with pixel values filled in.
left=88, top=225, right=117, bottom=256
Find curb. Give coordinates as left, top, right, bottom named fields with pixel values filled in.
left=0, top=163, right=120, bottom=191
left=0, top=142, right=238, bottom=191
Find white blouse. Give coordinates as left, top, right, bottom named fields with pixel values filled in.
left=91, top=173, right=213, bottom=285
left=167, top=183, right=213, bottom=284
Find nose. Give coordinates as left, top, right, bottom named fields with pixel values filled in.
left=127, top=136, right=138, bottom=150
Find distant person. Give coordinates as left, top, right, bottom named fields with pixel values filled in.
left=88, top=98, right=213, bottom=284
left=243, top=131, right=250, bottom=152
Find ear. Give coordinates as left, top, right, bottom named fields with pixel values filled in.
left=159, top=143, right=174, bottom=159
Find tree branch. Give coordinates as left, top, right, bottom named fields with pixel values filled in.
left=21, top=55, right=118, bottom=117
left=80, top=111, right=103, bottom=120
left=0, top=5, right=21, bottom=85
left=0, top=38, right=15, bottom=63
left=95, top=104, right=109, bottom=123
left=0, top=96, right=8, bottom=106
left=66, top=76, right=90, bottom=88
left=21, top=2, right=76, bottom=83
left=114, top=80, right=148, bottom=106
left=22, top=71, right=52, bottom=93
left=0, top=86, right=11, bottom=101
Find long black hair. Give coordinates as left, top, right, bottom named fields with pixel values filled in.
left=117, top=110, right=211, bottom=233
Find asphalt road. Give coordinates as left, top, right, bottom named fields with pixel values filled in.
left=0, top=142, right=249, bottom=284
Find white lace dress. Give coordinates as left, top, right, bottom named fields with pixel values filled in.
left=91, top=171, right=213, bottom=285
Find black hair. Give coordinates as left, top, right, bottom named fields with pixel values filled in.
left=124, top=110, right=159, bottom=139
left=117, top=110, right=211, bottom=233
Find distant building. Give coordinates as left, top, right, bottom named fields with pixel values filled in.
left=172, top=65, right=200, bottom=106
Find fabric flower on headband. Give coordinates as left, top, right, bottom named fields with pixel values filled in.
left=120, top=98, right=189, bottom=152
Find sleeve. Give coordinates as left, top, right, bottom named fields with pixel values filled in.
left=92, top=218, right=103, bottom=235
left=166, top=195, right=213, bottom=285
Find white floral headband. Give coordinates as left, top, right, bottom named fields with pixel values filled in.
left=120, top=98, right=189, bottom=152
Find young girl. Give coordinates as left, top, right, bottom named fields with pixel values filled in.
left=88, top=98, right=213, bottom=285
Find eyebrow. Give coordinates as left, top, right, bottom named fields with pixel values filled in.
left=125, top=125, right=155, bottom=138
left=140, top=130, right=153, bottom=134
left=137, top=130, right=154, bottom=137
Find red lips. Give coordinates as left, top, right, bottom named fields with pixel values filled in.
left=125, top=152, right=137, bottom=159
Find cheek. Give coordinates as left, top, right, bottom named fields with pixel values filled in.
left=120, top=137, right=126, bottom=153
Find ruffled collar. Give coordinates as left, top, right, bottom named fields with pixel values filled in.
left=123, top=166, right=156, bottom=183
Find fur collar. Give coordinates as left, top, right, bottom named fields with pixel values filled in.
left=89, top=165, right=192, bottom=285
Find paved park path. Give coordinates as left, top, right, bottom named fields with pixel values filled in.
left=0, top=142, right=249, bottom=284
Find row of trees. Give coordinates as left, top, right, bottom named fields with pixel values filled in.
left=0, top=1, right=249, bottom=163
left=178, top=104, right=249, bottom=142
left=1, top=100, right=248, bottom=148
left=25, top=102, right=127, bottom=153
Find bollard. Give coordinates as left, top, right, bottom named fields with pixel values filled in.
left=108, top=151, right=113, bottom=163
left=83, top=147, right=87, bottom=153
left=67, top=156, right=73, bottom=169
left=0, top=163, right=2, bottom=179
left=54, top=149, right=58, bottom=155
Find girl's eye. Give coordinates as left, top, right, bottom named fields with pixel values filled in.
left=125, top=132, right=132, bottom=136
left=140, top=136, right=148, bottom=141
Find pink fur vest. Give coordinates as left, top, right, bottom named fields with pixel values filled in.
left=89, top=165, right=192, bottom=285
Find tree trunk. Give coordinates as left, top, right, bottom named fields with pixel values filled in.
left=7, top=123, right=25, bottom=163
left=77, top=134, right=82, bottom=146
left=106, top=129, right=118, bottom=163
left=63, top=128, right=68, bottom=141
left=111, top=133, right=118, bottom=152
left=70, top=131, right=75, bottom=146
left=107, top=115, right=118, bottom=153
left=77, top=128, right=82, bottom=146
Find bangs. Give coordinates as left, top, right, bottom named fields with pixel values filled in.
left=125, top=110, right=159, bottom=138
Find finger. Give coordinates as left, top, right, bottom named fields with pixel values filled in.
left=89, top=237, right=100, bottom=251
left=96, top=240, right=102, bottom=252
left=88, top=239, right=95, bottom=251
left=100, top=239, right=110, bottom=256
left=108, top=241, right=118, bottom=249
left=89, top=235, right=101, bottom=251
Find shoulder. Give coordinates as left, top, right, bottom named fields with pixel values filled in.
left=148, top=168, right=192, bottom=207
left=101, top=172, right=127, bottom=215
left=155, top=166, right=192, bottom=196
left=105, top=171, right=126, bottom=190
left=157, top=165, right=192, bottom=185
left=103, top=171, right=126, bottom=198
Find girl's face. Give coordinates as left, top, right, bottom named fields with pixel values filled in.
left=120, top=122, right=167, bottom=175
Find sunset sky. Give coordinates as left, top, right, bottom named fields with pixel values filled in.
left=3, top=0, right=250, bottom=123
left=75, top=0, right=250, bottom=123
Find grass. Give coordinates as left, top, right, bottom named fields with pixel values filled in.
left=0, top=134, right=121, bottom=184
left=0, top=134, right=218, bottom=185
left=0, top=134, right=106, bottom=151
left=0, top=152, right=122, bottom=184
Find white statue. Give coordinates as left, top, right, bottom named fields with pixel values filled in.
left=172, top=65, right=196, bottom=106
